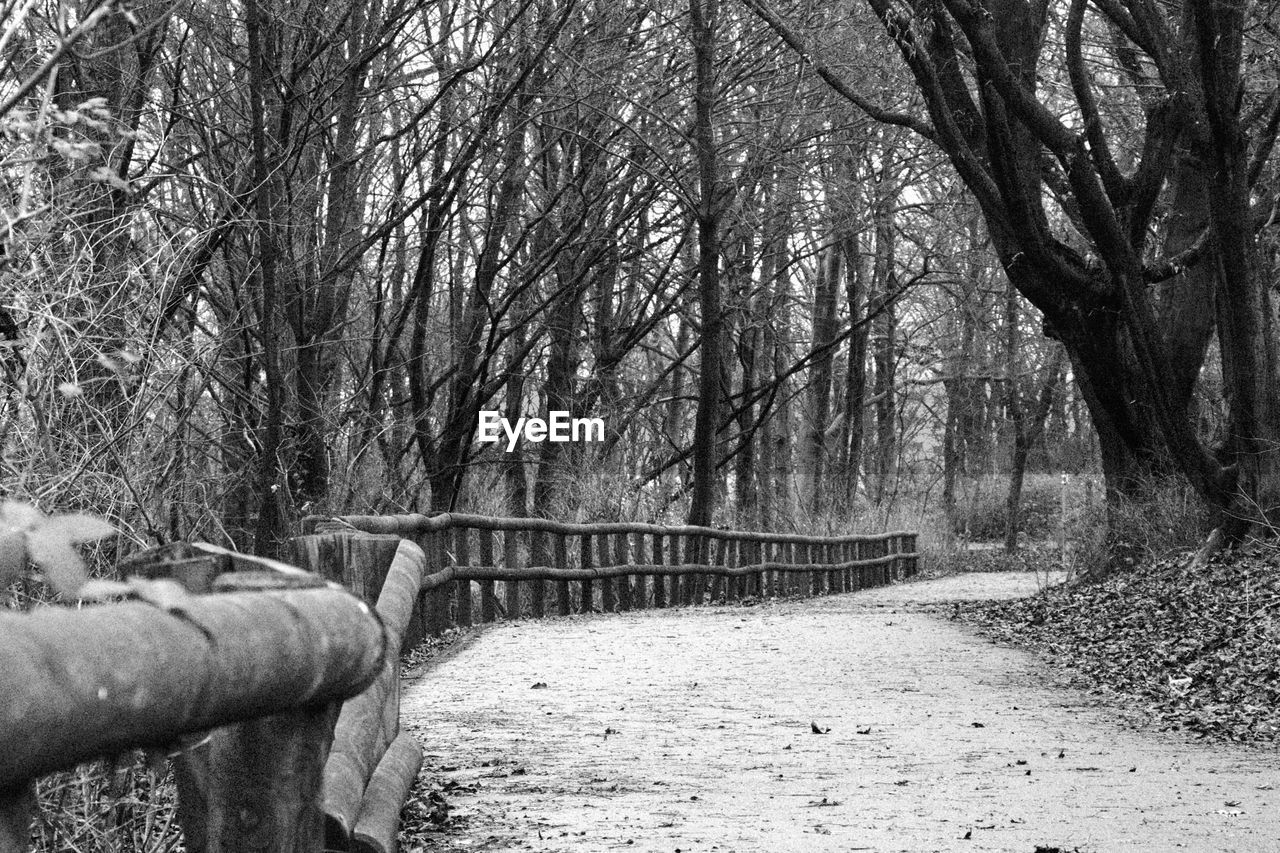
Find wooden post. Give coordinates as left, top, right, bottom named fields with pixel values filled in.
left=598, top=532, right=617, bottom=613
left=453, top=527, right=473, bottom=628
left=175, top=702, right=339, bottom=853
left=0, top=783, right=33, bottom=852
left=503, top=529, right=520, bottom=619
left=810, top=542, right=820, bottom=596
left=555, top=533, right=571, bottom=616
left=631, top=532, right=648, bottom=610
left=669, top=534, right=683, bottom=606
left=614, top=532, right=632, bottom=612
left=759, top=540, right=769, bottom=598
left=424, top=531, right=450, bottom=636
left=685, top=534, right=701, bottom=605
left=479, top=529, right=497, bottom=622
left=705, top=538, right=722, bottom=603
left=530, top=529, right=548, bottom=618
left=651, top=533, right=666, bottom=608
left=724, top=538, right=738, bottom=602
left=580, top=533, right=594, bottom=613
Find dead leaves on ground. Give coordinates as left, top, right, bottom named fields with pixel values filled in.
left=964, top=546, right=1280, bottom=743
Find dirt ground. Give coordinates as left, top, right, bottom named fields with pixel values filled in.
left=401, top=573, right=1279, bottom=853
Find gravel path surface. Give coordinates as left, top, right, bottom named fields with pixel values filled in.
left=402, top=573, right=1278, bottom=852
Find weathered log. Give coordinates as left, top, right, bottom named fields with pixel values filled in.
left=651, top=533, right=666, bottom=608
left=613, top=532, right=631, bottom=612
left=598, top=532, right=616, bottom=612
left=529, top=530, right=548, bottom=618
left=502, top=529, right=520, bottom=619
left=323, top=540, right=425, bottom=847
left=0, top=587, right=384, bottom=789
left=0, top=783, right=33, bottom=852
left=554, top=534, right=571, bottom=616
left=377, top=541, right=427, bottom=648
left=330, top=512, right=915, bottom=546
left=174, top=700, right=339, bottom=853
left=580, top=532, right=594, bottom=612
left=478, top=529, right=497, bottom=622
left=453, top=527, right=473, bottom=628
left=351, top=732, right=424, bottom=853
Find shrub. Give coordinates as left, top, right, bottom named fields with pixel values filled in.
left=949, top=473, right=1084, bottom=542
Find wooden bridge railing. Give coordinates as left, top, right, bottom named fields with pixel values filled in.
left=293, top=512, right=918, bottom=853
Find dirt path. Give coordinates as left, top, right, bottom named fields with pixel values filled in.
left=401, top=573, right=1279, bottom=853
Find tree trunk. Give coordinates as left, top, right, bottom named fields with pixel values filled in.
left=687, top=0, right=723, bottom=527
left=804, top=235, right=841, bottom=515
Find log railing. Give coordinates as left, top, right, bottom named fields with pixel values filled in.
left=293, top=513, right=917, bottom=852
left=0, top=544, right=386, bottom=853
left=1, top=516, right=916, bottom=853
left=302, top=513, right=918, bottom=635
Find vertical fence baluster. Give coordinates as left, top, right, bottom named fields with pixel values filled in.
left=670, top=534, right=684, bottom=606
left=707, top=536, right=723, bottom=604
left=685, top=534, right=700, bottom=605
left=651, top=533, right=665, bottom=608
left=632, top=532, right=648, bottom=610
left=614, top=531, right=632, bottom=612
left=530, top=529, right=548, bottom=618
left=454, top=527, right=473, bottom=629
left=479, top=529, right=497, bottom=623
left=502, top=528, right=520, bottom=619
left=580, top=532, right=595, bottom=613
left=0, top=783, right=33, bottom=852
left=599, top=532, right=617, bottom=613
left=556, top=533, right=571, bottom=616
left=727, top=538, right=740, bottom=602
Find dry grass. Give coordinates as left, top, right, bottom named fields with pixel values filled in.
left=31, top=759, right=182, bottom=853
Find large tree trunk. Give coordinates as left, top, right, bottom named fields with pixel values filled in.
left=838, top=232, right=869, bottom=512
left=687, top=0, right=723, bottom=527
left=868, top=190, right=897, bottom=506
left=804, top=235, right=842, bottom=515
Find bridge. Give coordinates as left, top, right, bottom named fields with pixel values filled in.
left=1, top=515, right=1276, bottom=852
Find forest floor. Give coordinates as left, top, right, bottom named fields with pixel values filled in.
left=397, top=572, right=1279, bottom=853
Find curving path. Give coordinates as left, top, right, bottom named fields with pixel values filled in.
left=401, top=573, right=1279, bottom=853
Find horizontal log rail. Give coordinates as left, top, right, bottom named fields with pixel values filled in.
left=325, top=511, right=915, bottom=544
left=412, top=555, right=906, bottom=585
left=0, top=545, right=387, bottom=853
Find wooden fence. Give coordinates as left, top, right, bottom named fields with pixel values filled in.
left=293, top=512, right=918, bottom=853
left=0, top=544, right=386, bottom=853
left=0, top=515, right=916, bottom=853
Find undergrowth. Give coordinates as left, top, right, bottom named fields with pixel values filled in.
left=963, top=544, right=1280, bottom=744
left=32, top=759, right=182, bottom=853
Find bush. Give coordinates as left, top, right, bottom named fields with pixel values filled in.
left=949, top=473, right=1083, bottom=542
left=1067, top=479, right=1212, bottom=576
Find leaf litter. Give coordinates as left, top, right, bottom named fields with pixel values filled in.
left=963, top=544, right=1280, bottom=744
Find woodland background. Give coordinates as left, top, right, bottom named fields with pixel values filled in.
left=3, top=0, right=1277, bottom=565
